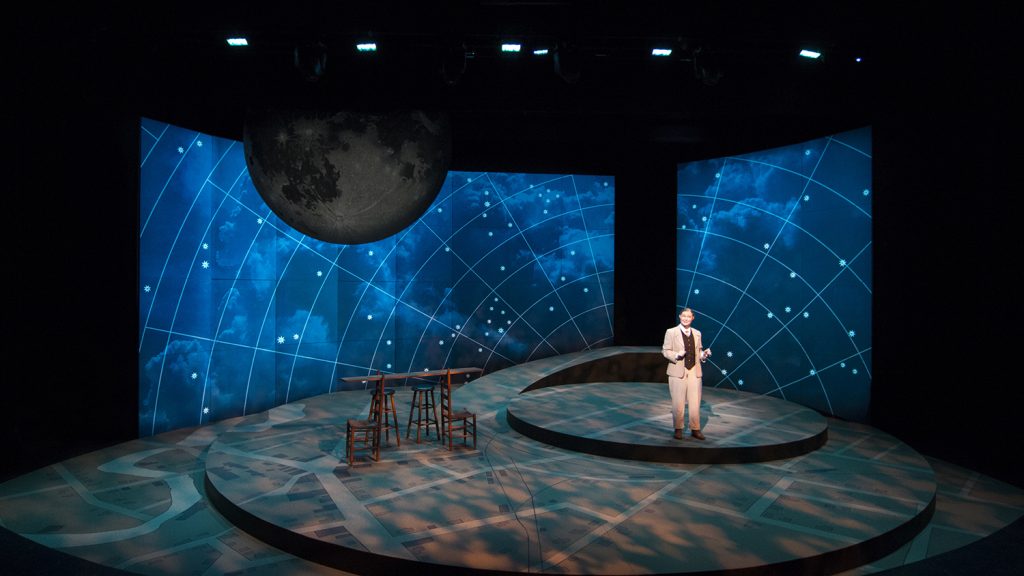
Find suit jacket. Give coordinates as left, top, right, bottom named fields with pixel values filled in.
left=663, top=325, right=704, bottom=379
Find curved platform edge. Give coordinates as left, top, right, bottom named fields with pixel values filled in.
left=506, top=406, right=829, bottom=465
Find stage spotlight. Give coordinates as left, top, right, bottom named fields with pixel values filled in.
left=501, top=43, right=521, bottom=53
left=441, top=43, right=467, bottom=85
left=799, top=49, right=822, bottom=59
left=533, top=48, right=549, bottom=56
left=652, top=48, right=673, bottom=57
left=356, top=42, right=377, bottom=53
left=294, top=41, right=328, bottom=82
left=692, top=46, right=723, bottom=86
left=226, top=37, right=248, bottom=47
left=554, top=43, right=582, bottom=84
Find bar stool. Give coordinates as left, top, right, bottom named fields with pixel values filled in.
left=370, top=387, right=400, bottom=447
left=406, top=383, right=440, bottom=443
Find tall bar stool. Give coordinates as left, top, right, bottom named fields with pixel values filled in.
left=370, top=386, right=400, bottom=447
left=406, top=383, right=440, bottom=443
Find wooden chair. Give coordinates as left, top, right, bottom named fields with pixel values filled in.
left=440, top=369, right=476, bottom=450
left=346, top=372, right=385, bottom=465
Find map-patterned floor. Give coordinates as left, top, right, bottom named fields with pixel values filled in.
left=2, top=349, right=1023, bottom=575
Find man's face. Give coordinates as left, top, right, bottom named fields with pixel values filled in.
left=679, top=310, right=694, bottom=327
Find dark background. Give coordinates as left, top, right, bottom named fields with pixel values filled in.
left=7, top=1, right=1022, bottom=495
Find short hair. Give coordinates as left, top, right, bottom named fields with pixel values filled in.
left=679, top=307, right=694, bottom=316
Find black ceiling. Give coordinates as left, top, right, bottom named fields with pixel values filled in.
left=19, top=1, right=882, bottom=169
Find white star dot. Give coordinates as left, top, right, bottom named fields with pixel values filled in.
left=803, top=195, right=810, bottom=201
left=727, top=351, right=733, bottom=357
left=498, top=328, right=504, bottom=333
left=738, top=379, right=744, bottom=386
left=487, top=319, right=492, bottom=324
left=549, top=306, right=555, bottom=311
left=456, top=324, right=461, bottom=330
left=543, top=209, right=548, bottom=214
left=841, top=362, right=847, bottom=368
left=839, top=259, right=847, bottom=267
left=506, top=320, right=511, bottom=325
left=692, top=204, right=697, bottom=209
left=201, top=261, right=210, bottom=269
left=484, top=201, right=491, bottom=207
left=191, top=372, right=198, bottom=380
left=803, top=312, right=810, bottom=318
left=764, top=243, right=770, bottom=250
left=317, top=270, right=323, bottom=277
left=277, top=336, right=285, bottom=344
left=386, top=340, right=392, bottom=345
left=368, top=250, right=374, bottom=256
left=257, top=218, right=264, bottom=224
left=292, top=334, right=299, bottom=340
left=196, top=140, right=203, bottom=147
left=203, top=407, right=209, bottom=414
left=848, top=330, right=856, bottom=337
left=583, top=287, right=589, bottom=293
left=804, top=149, right=811, bottom=156
left=483, top=213, right=488, bottom=218
left=367, top=314, right=373, bottom=320
left=790, top=272, right=797, bottom=278
left=488, top=231, right=493, bottom=236
left=694, top=289, right=700, bottom=295
left=387, top=363, right=393, bottom=369
left=714, top=173, right=720, bottom=179
left=809, top=369, right=817, bottom=375
left=507, top=223, right=513, bottom=228
left=721, top=369, right=728, bottom=375
left=785, top=306, right=792, bottom=313
left=767, top=312, right=774, bottom=319
left=852, top=369, right=858, bottom=374
left=177, top=146, right=184, bottom=154
left=500, top=266, right=506, bottom=271
left=437, top=207, right=443, bottom=213
left=445, top=246, right=450, bottom=252
left=144, top=285, right=151, bottom=293
left=500, top=310, right=505, bottom=315
left=702, top=216, right=708, bottom=222
left=561, top=276, right=566, bottom=281
left=439, top=340, right=444, bottom=345
left=202, top=243, right=209, bottom=250
left=863, top=189, right=870, bottom=196
left=478, top=348, right=483, bottom=352
left=570, top=250, right=576, bottom=256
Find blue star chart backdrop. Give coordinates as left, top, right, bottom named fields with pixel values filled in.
left=138, top=118, right=614, bottom=436
left=676, top=126, right=871, bottom=421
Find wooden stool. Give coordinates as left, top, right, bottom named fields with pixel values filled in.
left=346, top=417, right=380, bottom=464
left=406, top=384, right=440, bottom=443
left=370, top=387, right=400, bottom=447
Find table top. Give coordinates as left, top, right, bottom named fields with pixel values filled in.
left=339, top=367, right=483, bottom=383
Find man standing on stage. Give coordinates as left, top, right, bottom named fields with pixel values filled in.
left=663, top=307, right=712, bottom=440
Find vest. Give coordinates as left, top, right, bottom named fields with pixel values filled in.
left=682, top=328, right=696, bottom=369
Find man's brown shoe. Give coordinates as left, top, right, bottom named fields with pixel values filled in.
left=691, top=429, right=705, bottom=440
left=673, top=429, right=684, bottom=440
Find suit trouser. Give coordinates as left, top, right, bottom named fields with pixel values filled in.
left=668, top=369, right=702, bottom=430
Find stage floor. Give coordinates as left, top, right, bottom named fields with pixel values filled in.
left=2, top=348, right=1023, bottom=575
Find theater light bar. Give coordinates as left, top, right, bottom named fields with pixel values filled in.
left=533, top=48, right=549, bottom=56
left=501, top=43, right=521, bottom=53
left=356, top=42, right=377, bottom=52
left=799, top=49, right=821, bottom=59
left=651, top=48, right=672, bottom=57
left=226, top=38, right=248, bottom=47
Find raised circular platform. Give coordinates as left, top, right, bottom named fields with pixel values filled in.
left=203, top=348, right=937, bottom=576
left=506, top=383, right=829, bottom=464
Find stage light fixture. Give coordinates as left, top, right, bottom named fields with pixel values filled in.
left=294, top=41, right=328, bottom=82
left=501, top=43, right=521, bottom=53
left=533, top=48, right=549, bottom=56
left=554, top=43, right=582, bottom=84
left=799, top=49, right=822, bottom=59
left=226, top=38, right=248, bottom=47
left=441, top=42, right=467, bottom=85
left=356, top=42, right=377, bottom=52
left=652, top=48, right=672, bottom=57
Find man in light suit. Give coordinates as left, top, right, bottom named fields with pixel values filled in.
left=663, top=307, right=712, bottom=440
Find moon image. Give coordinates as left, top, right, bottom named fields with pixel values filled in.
left=243, top=108, right=452, bottom=244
